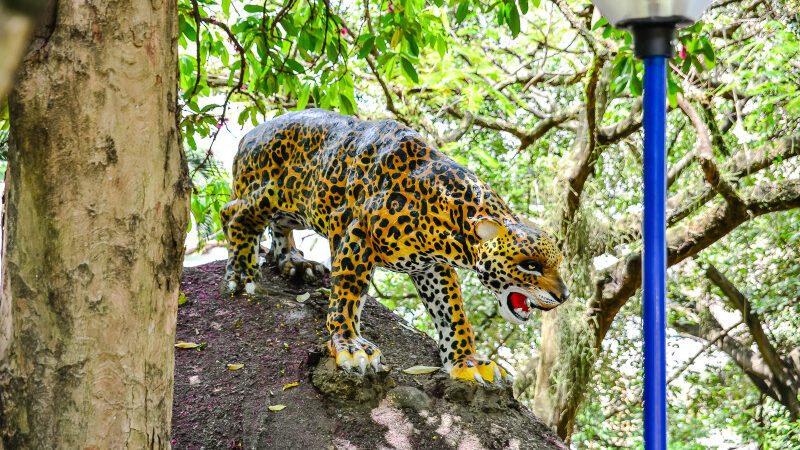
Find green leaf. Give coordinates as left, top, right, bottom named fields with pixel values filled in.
left=508, top=3, right=521, bottom=37
left=406, top=33, right=419, bottom=57
left=357, top=36, right=375, bottom=59
left=592, top=17, right=608, bottom=30
left=284, top=58, right=305, bottom=74
left=221, top=0, right=230, bottom=16
left=326, top=42, right=339, bottom=63
left=518, top=0, right=529, bottom=15
left=179, top=16, right=197, bottom=41
left=339, top=93, right=356, bottom=115
left=401, top=57, right=419, bottom=83
left=667, top=74, right=680, bottom=108
left=455, top=0, right=469, bottom=22
left=700, top=38, right=716, bottom=69
left=243, top=4, right=265, bottom=13
left=629, top=72, right=642, bottom=96
left=296, top=84, right=311, bottom=110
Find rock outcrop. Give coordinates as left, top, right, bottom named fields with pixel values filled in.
left=173, top=261, right=566, bottom=450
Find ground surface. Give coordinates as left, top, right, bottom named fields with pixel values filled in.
left=173, top=260, right=566, bottom=450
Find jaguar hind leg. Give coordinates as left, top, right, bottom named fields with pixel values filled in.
left=269, top=217, right=329, bottom=283
left=221, top=189, right=272, bottom=294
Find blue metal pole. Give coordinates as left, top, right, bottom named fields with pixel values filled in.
left=642, top=55, right=668, bottom=450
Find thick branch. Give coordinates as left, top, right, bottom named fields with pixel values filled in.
left=560, top=55, right=605, bottom=237
left=677, top=96, right=745, bottom=207
left=592, top=178, right=800, bottom=344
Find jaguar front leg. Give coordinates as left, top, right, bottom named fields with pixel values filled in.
left=411, top=264, right=510, bottom=384
left=325, top=220, right=383, bottom=374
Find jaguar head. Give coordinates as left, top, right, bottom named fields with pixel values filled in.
left=473, top=218, right=569, bottom=324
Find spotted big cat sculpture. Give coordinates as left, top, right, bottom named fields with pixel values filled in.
left=221, top=109, right=570, bottom=383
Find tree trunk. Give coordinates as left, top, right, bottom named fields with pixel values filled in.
left=532, top=304, right=598, bottom=443
left=0, top=0, right=189, bottom=448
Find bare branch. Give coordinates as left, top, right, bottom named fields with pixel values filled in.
left=445, top=105, right=577, bottom=148
left=597, top=98, right=643, bottom=145
left=677, top=96, right=745, bottom=207
left=667, top=134, right=800, bottom=226
left=706, top=263, right=800, bottom=415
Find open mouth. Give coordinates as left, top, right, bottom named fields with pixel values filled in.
left=506, top=292, right=549, bottom=321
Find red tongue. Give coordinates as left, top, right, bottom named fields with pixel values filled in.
left=510, top=292, right=530, bottom=312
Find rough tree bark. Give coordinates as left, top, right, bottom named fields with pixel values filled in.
left=0, top=0, right=189, bottom=448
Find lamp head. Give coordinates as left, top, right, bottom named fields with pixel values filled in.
left=591, top=0, right=713, bottom=28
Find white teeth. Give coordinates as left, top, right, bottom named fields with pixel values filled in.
left=525, top=298, right=532, bottom=309
left=514, top=307, right=529, bottom=318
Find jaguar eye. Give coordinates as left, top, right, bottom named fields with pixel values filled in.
left=518, top=260, right=543, bottom=275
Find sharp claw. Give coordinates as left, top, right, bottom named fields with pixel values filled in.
left=371, top=355, right=382, bottom=371
left=305, top=267, right=314, bottom=279
left=505, top=373, right=515, bottom=384
left=494, top=366, right=502, bottom=383
left=473, top=371, right=485, bottom=385
left=227, top=281, right=237, bottom=292
left=353, top=351, right=369, bottom=374
left=358, top=358, right=368, bottom=374
left=289, top=266, right=296, bottom=277
left=340, top=360, right=352, bottom=371
left=244, top=282, right=256, bottom=294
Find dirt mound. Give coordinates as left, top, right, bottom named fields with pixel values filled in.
left=173, top=260, right=566, bottom=449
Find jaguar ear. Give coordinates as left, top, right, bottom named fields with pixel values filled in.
left=475, top=218, right=503, bottom=242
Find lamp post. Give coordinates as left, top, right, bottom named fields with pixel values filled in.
left=588, top=1, right=712, bottom=449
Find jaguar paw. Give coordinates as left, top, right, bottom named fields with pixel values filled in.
left=278, top=251, right=330, bottom=283
left=328, top=335, right=385, bottom=374
left=224, top=262, right=259, bottom=295
left=449, top=358, right=510, bottom=384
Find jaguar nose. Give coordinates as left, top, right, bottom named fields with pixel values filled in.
left=556, top=279, right=569, bottom=303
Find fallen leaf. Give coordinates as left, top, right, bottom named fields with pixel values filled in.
left=268, top=404, right=286, bottom=411
left=226, top=363, right=244, bottom=371
left=282, top=381, right=299, bottom=390
left=296, top=292, right=310, bottom=302
left=316, top=287, right=331, bottom=296
left=178, top=292, right=187, bottom=306
left=175, top=341, right=200, bottom=349
left=401, top=365, right=441, bottom=375
left=188, top=375, right=201, bottom=385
